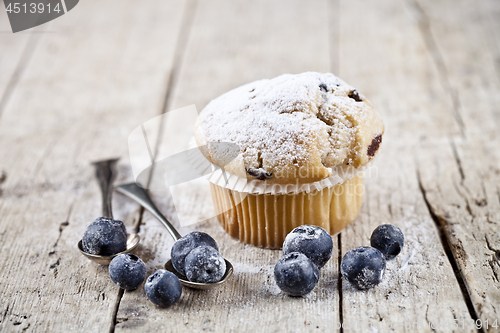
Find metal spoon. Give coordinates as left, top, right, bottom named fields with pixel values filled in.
left=78, top=159, right=140, bottom=265
left=115, top=182, right=233, bottom=290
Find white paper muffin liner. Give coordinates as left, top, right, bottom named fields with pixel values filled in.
left=204, top=155, right=378, bottom=196
left=186, top=134, right=379, bottom=195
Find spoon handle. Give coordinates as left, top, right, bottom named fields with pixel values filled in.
left=115, top=183, right=182, bottom=241
left=92, top=158, right=119, bottom=219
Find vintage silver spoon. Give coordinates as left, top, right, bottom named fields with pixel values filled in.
left=78, top=159, right=140, bottom=265
left=115, top=182, right=233, bottom=290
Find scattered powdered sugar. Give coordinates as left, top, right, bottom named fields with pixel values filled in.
left=233, top=262, right=265, bottom=274
left=264, top=280, right=282, bottom=296
left=233, top=262, right=282, bottom=296
left=261, top=264, right=282, bottom=296
left=302, top=289, right=317, bottom=302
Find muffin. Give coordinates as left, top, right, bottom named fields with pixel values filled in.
left=194, top=72, right=384, bottom=249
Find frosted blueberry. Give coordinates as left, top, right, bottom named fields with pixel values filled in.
left=171, top=231, right=218, bottom=276
left=370, top=224, right=404, bottom=260
left=109, top=254, right=146, bottom=290
left=341, top=246, right=386, bottom=290
left=184, top=246, right=226, bottom=284
left=145, top=269, right=182, bottom=308
left=274, top=252, right=319, bottom=296
left=82, top=217, right=127, bottom=256
left=282, top=225, right=333, bottom=269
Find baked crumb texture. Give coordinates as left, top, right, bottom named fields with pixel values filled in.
left=195, top=72, right=384, bottom=184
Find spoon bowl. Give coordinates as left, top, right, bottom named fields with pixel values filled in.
left=78, top=233, right=141, bottom=265
left=164, top=259, right=233, bottom=290
left=116, top=182, right=234, bottom=289
left=78, top=159, right=140, bottom=265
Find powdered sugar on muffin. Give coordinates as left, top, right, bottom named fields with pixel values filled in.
left=195, top=72, right=384, bottom=184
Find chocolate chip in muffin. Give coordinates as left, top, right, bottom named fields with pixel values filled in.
left=319, top=83, right=328, bottom=92
left=246, top=167, right=272, bottom=180
left=367, top=134, right=382, bottom=157
left=348, top=89, right=362, bottom=102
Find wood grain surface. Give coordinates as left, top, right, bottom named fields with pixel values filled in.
left=0, top=0, right=498, bottom=332
left=415, top=0, right=500, bottom=331
left=0, top=0, right=187, bottom=331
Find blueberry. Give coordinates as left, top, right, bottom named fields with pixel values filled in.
left=282, top=225, right=333, bottom=269
left=274, top=252, right=319, bottom=296
left=108, top=254, right=146, bottom=290
left=370, top=224, right=404, bottom=259
left=341, top=246, right=386, bottom=290
left=171, top=231, right=218, bottom=276
left=145, top=269, right=182, bottom=308
left=184, top=246, right=226, bottom=284
left=367, top=134, right=382, bottom=157
left=348, top=89, right=362, bottom=102
left=246, top=167, right=272, bottom=180
left=82, top=217, right=127, bottom=256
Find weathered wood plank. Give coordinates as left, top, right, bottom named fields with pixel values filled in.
left=412, top=0, right=500, bottom=331
left=0, top=9, right=41, bottom=117
left=115, top=0, right=341, bottom=332
left=0, top=0, right=187, bottom=331
left=335, top=0, right=474, bottom=331
left=417, top=139, right=500, bottom=333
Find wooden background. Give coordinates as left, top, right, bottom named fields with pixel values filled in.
left=0, top=0, right=499, bottom=332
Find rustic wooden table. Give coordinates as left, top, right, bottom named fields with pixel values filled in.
left=0, top=0, right=499, bottom=332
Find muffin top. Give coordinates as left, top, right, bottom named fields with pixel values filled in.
left=194, top=72, right=384, bottom=184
